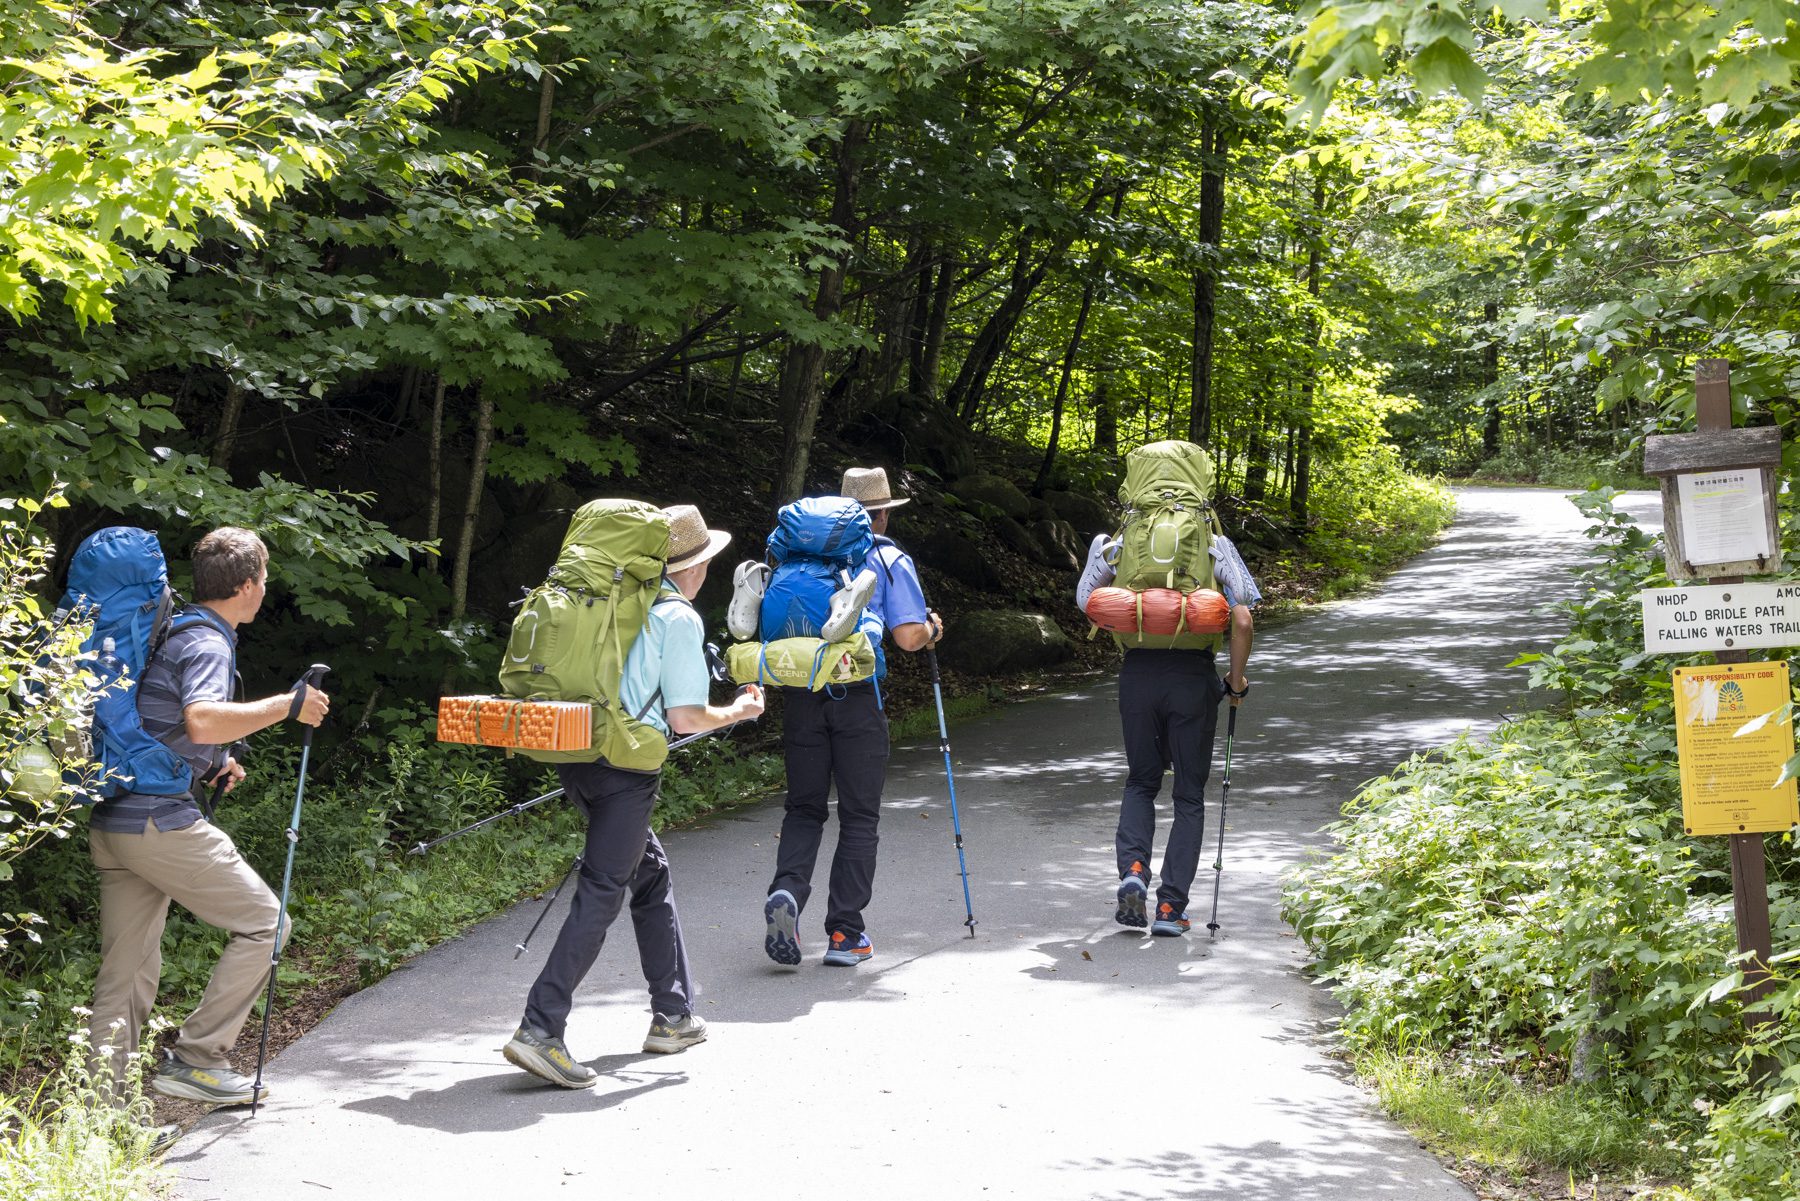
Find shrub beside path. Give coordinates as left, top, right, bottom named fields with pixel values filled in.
left=171, top=487, right=1647, bottom=1201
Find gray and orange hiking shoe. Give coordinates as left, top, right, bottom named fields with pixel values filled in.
left=1115, top=861, right=1149, bottom=928
left=823, top=931, right=873, bottom=966
left=150, top=1051, right=260, bottom=1105
left=1150, top=902, right=1192, bottom=937
left=503, top=1024, right=597, bottom=1089
left=643, top=1012, right=709, bottom=1054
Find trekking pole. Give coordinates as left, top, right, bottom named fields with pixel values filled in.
left=514, top=855, right=581, bottom=958
left=1205, top=705, right=1238, bottom=938
left=252, top=663, right=329, bottom=1116
left=926, top=648, right=977, bottom=937
left=407, top=786, right=566, bottom=857
left=406, top=718, right=747, bottom=858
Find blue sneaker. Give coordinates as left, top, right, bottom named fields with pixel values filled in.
left=1150, top=902, right=1191, bottom=937
left=823, top=931, right=873, bottom=966
left=764, top=890, right=801, bottom=966
left=1115, top=861, right=1148, bottom=928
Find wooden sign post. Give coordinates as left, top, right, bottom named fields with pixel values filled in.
left=1643, top=359, right=1780, bottom=1029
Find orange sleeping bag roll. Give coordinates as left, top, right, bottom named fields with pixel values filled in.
left=1083, top=586, right=1229, bottom=636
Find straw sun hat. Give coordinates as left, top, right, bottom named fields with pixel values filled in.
left=840, top=466, right=910, bottom=511
left=662, top=504, right=733, bottom=570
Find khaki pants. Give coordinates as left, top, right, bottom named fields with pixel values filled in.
left=88, top=819, right=288, bottom=1086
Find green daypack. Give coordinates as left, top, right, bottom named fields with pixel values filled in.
left=1111, top=440, right=1223, bottom=653
left=497, top=500, right=673, bottom=771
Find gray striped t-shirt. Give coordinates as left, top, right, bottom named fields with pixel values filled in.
left=89, top=612, right=236, bottom=834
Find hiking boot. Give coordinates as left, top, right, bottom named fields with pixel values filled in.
left=727, top=561, right=771, bottom=641
left=1076, top=534, right=1121, bottom=611
left=1151, top=902, right=1192, bottom=937
left=643, top=1012, right=709, bottom=1054
left=764, top=889, right=802, bottom=966
left=823, top=931, right=873, bottom=966
left=150, top=1051, right=260, bottom=1106
left=1115, top=870, right=1149, bottom=928
left=144, top=1123, right=182, bottom=1156
left=502, top=1025, right=597, bottom=1089
left=820, top=567, right=877, bottom=642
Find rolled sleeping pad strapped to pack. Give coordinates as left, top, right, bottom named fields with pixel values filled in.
left=728, top=635, right=877, bottom=691
left=1084, top=586, right=1229, bottom=637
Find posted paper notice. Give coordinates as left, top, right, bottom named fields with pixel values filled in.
left=1677, top=469, right=1772, bottom=565
left=1673, top=661, right=1800, bottom=836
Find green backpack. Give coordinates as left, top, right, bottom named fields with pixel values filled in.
left=497, top=499, right=673, bottom=771
left=1111, top=440, right=1223, bottom=652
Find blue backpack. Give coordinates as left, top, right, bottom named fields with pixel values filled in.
left=759, top=497, right=878, bottom=643
left=58, top=527, right=234, bottom=802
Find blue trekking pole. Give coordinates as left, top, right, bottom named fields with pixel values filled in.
left=1205, top=705, right=1238, bottom=938
left=252, top=663, right=329, bottom=1115
left=926, top=648, right=976, bottom=936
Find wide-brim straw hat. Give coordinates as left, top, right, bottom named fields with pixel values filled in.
left=663, top=504, right=733, bottom=570
left=841, top=466, right=910, bottom=511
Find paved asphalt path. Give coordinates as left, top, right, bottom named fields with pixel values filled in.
left=171, top=486, right=1658, bottom=1201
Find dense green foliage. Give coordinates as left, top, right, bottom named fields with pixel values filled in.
left=1284, top=494, right=1800, bottom=1199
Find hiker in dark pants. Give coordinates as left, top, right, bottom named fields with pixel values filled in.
left=762, top=468, right=941, bottom=968
left=503, top=505, right=764, bottom=1089
left=1077, top=480, right=1260, bottom=937
left=87, top=528, right=330, bottom=1109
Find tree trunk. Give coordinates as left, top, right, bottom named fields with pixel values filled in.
left=914, top=252, right=957, bottom=401
left=1092, top=378, right=1117, bottom=454
left=211, top=384, right=248, bottom=470
left=1033, top=278, right=1098, bottom=495
left=425, top=375, right=446, bottom=569
left=1291, top=175, right=1324, bottom=533
left=448, top=387, right=492, bottom=619
left=946, top=234, right=1036, bottom=422
left=1481, top=299, right=1502, bottom=458
left=774, top=120, right=868, bottom=503
left=1189, top=112, right=1227, bottom=446
left=1036, top=189, right=1120, bottom=492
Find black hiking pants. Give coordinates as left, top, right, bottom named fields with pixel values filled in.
left=523, top=760, right=695, bottom=1039
left=1116, top=648, right=1222, bottom=915
left=769, top=682, right=889, bottom=939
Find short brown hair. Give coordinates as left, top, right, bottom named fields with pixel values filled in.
left=192, top=527, right=268, bottom=602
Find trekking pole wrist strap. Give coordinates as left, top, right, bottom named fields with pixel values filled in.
left=1222, top=677, right=1249, bottom=698
left=287, top=682, right=306, bottom=722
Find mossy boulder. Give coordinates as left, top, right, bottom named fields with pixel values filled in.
left=945, top=610, right=1075, bottom=675
left=951, top=473, right=1032, bottom=521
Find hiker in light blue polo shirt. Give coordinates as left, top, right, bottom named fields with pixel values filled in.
left=504, top=504, right=764, bottom=1089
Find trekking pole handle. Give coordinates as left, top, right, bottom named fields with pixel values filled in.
left=297, top=664, right=331, bottom=748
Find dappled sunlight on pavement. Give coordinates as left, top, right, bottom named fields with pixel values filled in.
left=175, top=487, right=1638, bottom=1201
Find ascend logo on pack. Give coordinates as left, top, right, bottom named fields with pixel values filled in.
left=1717, top=680, right=1747, bottom=714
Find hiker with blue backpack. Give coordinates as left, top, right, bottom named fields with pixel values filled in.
left=499, top=503, right=764, bottom=1089
left=730, top=467, right=940, bottom=968
left=75, top=526, right=330, bottom=1106
left=1075, top=441, right=1259, bottom=937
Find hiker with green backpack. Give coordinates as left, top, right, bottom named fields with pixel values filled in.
left=1075, top=441, right=1260, bottom=936
left=497, top=502, right=763, bottom=1089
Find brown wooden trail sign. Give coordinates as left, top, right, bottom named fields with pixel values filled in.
left=1642, top=358, right=1780, bottom=1035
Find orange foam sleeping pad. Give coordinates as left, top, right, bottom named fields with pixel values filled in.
left=1083, top=586, right=1229, bottom=636
left=436, top=695, right=593, bottom=753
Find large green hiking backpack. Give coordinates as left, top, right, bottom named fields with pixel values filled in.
left=497, top=500, right=673, bottom=771
left=1111, top=440, right=1223, bottom=652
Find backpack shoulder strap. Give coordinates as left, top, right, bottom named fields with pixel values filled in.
left=634, top=588, right=695, bottom=720
left=869, top=535, right=902, bottom=586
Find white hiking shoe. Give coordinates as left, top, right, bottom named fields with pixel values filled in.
left=727, top=561, right=771, bottom=641
left=820, top=568, right=877, bottom=642
left=1076, top=534, right=1121, bottom=611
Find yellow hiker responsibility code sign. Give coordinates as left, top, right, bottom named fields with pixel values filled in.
left=1673, top=661, right=1800, bottom=836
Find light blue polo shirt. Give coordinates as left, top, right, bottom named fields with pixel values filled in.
left=619, top=582, right=712, bottom=736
